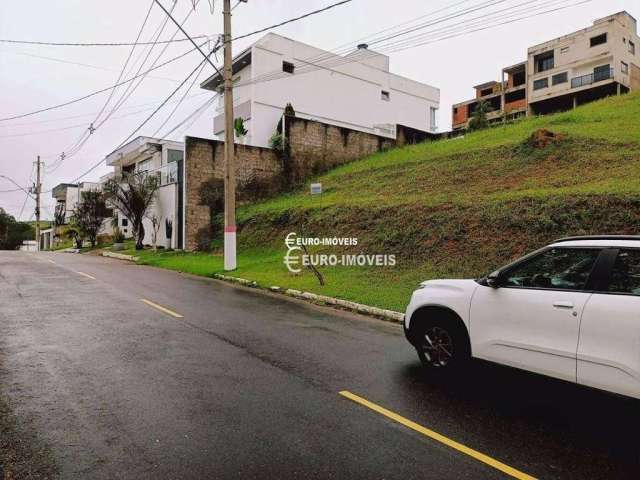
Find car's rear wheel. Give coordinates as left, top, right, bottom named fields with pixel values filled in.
left=415, top=318, right=470, bottom=372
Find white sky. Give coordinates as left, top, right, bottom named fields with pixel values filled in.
left=1, top=0, right=638, bottom=220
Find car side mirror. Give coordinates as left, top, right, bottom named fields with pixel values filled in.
left=486, top=270, right=502, bottom=288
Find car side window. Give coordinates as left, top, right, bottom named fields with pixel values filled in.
left=502, top=248, right=601, bottom=290
left=608, top=249, right=640, bottom=296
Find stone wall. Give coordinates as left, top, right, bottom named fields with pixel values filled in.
left=184, top=137, right=280, bottom=251
left=184, top=117, right=434, bottom=250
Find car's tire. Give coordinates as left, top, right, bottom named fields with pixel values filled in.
left=414, top=316, right=470, bottom=373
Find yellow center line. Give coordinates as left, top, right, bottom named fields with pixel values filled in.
left=141, top=299, right=184, bottom=318
left=76, top=271, right=96, bottom=280
left=339, top=391, right=537, bottom=480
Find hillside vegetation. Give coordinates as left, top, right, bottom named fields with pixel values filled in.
left=138, top=92, right=640, bottom=311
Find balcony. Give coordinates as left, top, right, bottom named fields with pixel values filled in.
left=571, top=68, right=614, bottom=89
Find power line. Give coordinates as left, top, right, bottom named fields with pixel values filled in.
left=60, top=51, right=218, bottom=188
left=154, top=0, right=222, bottom=76
left=0, top=40, right=209, bottom=123
left=0, top=36, right=208, bottom=47
left=231, top=0, right=354, bottom=42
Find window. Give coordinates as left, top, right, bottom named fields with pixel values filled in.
left=453, top=107, right=458, bottom=114
left=167, top=149, right=183, bottom=164
left=552, top=72, right=568, bottom=85
left=533, top=78, right=549, bottom=90
left=121, top=218, right=128, bottom=227
left=622, top=61, right=629, bottom=74
left=630, top=40, right=636, bottom=55
left=534, top=51, right=554, bottom=73
left=512, top=71, right=526, bottom=87
left=502, top=248, right=601, bottom=290
left=590, top=33, right=607, bottom=47
left=282, top=61, right=295, bottom=74
left=560, top=46, right=570, bottom=54
left=608, top=250, right=640, bottom=295
left=429, top=107, right=438, bottom=131
left=381, top=90, right=390, bottom=101
left=594, top=64, right=612, bottom=81
left=480, top=88, right=493, bottom=97
left=136, top=158, right=151, bottom=173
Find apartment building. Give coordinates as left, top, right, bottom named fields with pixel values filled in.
left=200, top=33, right=440, bottom=147
left=452, top=11, right=639, bottom=130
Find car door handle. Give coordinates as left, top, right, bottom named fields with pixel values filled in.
left=553, top=301, right=574, bottom=309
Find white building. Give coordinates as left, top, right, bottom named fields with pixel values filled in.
left=52, top=181, right=100, bottom=223
left=200, top=33, right=440, bottom=148
left=105, top=136, right=184, bottom=249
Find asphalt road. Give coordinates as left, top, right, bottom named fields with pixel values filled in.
left=0, top=251, right=638, bottom=479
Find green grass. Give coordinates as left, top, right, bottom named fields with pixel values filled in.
left=106, top=92, right=640, bottom=312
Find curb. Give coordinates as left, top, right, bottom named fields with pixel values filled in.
left=102, top=251, right=139, bottom=262
left=212, top=274, right=405, bottom=323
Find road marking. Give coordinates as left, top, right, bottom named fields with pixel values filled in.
left=76, top=271, right=96, bottom=280
left=339, top=390, right=537, bottom=480
left=47, top=259, right=56, bottom=264
left=141, top=299, right=184, bottom=318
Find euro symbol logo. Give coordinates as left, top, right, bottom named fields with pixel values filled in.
left=284, top=232, right=302, bottom=273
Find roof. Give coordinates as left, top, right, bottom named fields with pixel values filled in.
left=503, top=61, right=526, bottom=73
left=473, top=80, right=499, bottom=90
left=550, top=235, right=640, bottom=248
left=200, top=48, right=252, bottom=91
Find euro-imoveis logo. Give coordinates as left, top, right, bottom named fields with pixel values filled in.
left=284, top=232, right=396, bottom=274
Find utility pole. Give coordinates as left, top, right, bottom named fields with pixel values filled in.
left=35, top=155, right=41, bottom=252
left=223, top=0, right=236, bottom=270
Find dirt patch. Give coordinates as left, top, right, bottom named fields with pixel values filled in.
left=527, top=129, right=566, bottom=149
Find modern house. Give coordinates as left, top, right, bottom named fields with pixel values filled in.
left=452, top=11, right=639, bottom=130
left=104, top=136, right=185, bottom=249
left=200, top=33, right=441, bottom=148
left=52, top=181, right=100, bottom=223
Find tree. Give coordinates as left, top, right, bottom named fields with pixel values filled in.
left=0, top=208, right=34, bottom=250
left=53, top=203, right=66, bottom=248
left=104, top=172, right=159, bottom=250
left=66, top=227, right=83, bottom=249
left=73, top=190, right=110, bottom=248
left=468, top=100, right=493, bottom=131
left=150, top=214, right=161, bottom=251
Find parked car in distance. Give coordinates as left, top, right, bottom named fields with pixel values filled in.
left=404, top=236, right=640, bottom=399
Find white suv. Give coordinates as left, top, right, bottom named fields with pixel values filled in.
left=404, top=236, right=640, bottom=399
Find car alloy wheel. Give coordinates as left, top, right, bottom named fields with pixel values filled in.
left=420, top=326, right=454, bottom=367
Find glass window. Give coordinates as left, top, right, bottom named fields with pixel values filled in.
left=282, top=61, right=295, bottom=74
left=608, top=250, right=640, bottom=295
left=590, top=33, right=607, bottom=47
left=503, top=248, right=601, bottom=290
left=552, top=72, right=568, bottom=85
left=167, top=149, right=183, bottom=164
left=533, top=78, right=549, bottom=90
left=381, top=90, right=390, bottom=101
left=535, top=51, right=554, bottom=73
left=621, top=61, right=629, bottom=75
left=630, top=40, right=636, bottom=55
left=136, top=158, right=151, bottom=173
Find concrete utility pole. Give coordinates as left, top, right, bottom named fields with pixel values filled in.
left=35, top=155, right=41, bottom=251
left=223, top=0, right=236, bottom=270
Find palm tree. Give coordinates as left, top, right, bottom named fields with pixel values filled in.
left=468, top=100, right=493, bottom=131
left=104, top=172, right=159, bottom=250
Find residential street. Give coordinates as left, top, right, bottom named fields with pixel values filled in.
left=0, top=251, right=638, bottom=479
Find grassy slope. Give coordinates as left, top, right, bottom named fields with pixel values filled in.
left=134, top=92, right=640, bottom=311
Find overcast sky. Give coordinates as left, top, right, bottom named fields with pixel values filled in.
left=1, top=0, right=637, bottom=220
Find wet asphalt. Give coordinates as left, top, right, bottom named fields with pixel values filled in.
left=0, top=250, right=638, bottom=480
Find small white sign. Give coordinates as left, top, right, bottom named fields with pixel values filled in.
left=310, top=183, right=322, bottom=195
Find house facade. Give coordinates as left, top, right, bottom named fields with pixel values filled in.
left=52, top=181, right=100, bottom=223
left=200, top=33, right=441, bottom=148
left=452, top=11, right=639, bottom=130
left=104, top=136, right=185, bottom=249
